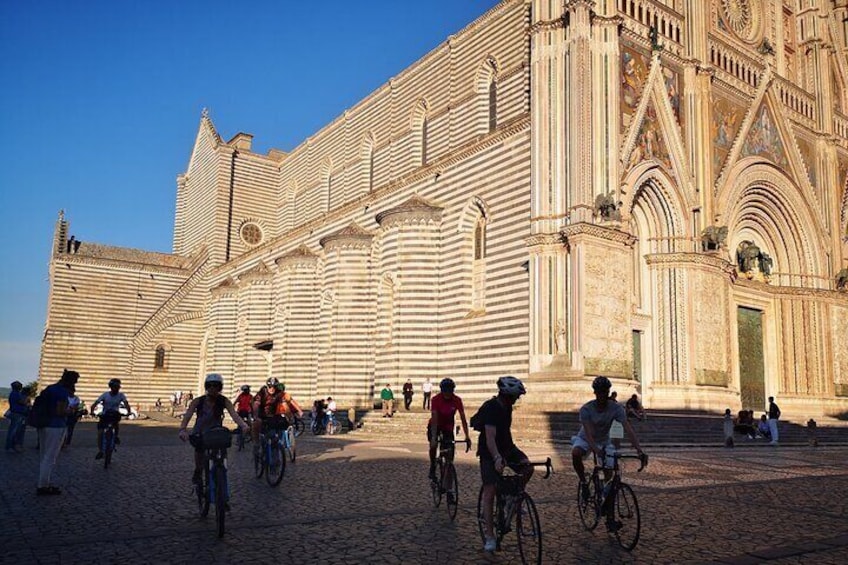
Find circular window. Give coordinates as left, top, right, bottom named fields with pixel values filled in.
left=240, top=222, right=263, bottom=246
left=720, top=0, right=761, bottom=43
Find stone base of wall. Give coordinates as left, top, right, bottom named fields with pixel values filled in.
left=778, top=395, right=848, bottom=420
left=646, top=383, right=739, bottom=412
left=522, top=372, right=640, bottom=410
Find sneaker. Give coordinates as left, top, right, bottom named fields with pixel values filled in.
left=483, top=537, right=497, bottom=552
left=94, top=451, right=103, bottom=460
left=606, top=519, right=623, bottom=533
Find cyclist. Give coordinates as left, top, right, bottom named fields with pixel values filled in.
left=178, top=373, right=249, bottom=484
left=428, top=378, right=472, bottom=485
left=251, top=377, right=287, bottom=452
left=274, top=382, right=304, bottom=422
left=324, top=396, right=337, bottom=432
left=91, top=379, right=132, bottom=460
left=477, top=376, right=532, bottom=553
left=571, top=376, right=644, bottom=532
left=234, top=385, right=253, bottom=422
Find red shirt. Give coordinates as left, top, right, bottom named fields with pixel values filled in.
left=429, top=393, right=464, bottom=433
left=235, top=392, right=252, bottom=413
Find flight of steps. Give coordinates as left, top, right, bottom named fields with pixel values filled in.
left=349, top=406, right=848, bottom=447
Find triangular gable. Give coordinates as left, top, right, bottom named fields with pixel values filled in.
left=620, top=51, right=693, bottom=194
left=186, top=109, right=224, bottom=175
left=714, top=79, right=818, bottom=207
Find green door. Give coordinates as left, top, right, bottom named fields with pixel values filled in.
left=737, top=307, right=765, bottom=411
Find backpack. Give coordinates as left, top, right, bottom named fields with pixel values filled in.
left=470, top=397, right=498, bottom=432
left=27, top=390, right=53, bottom=429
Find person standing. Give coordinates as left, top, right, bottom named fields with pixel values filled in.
left=422, top=378, right=433, bottom=410
left=36, top=369, right=79, bottom=495
left=402, top=379, right=414, bottom=410
left=767, top=396, right=781, bottom=446
left=5, top=381, right=29, bottom=452
left=381, top=384, right=394, bottom=417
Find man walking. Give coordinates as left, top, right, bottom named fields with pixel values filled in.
left=402, top=379, right=414, bottom=410
left=381, top=384, right=394, bottom=417
left=422, top=378, right=432, bottom=410
left=767, top=396, right=781, bottom=446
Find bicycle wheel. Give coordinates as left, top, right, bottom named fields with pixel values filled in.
left=516, top=494, right=543, bottom=565
left=476, top=485, right=486, bottom=543
left=103, top=428, right=114, bottom=469
left=331, top=420, right=342, bottom=435
left=577, top=479, right=600, bottom=531
left=285, top=428, right=296, bottom=462
left=214, top=465, right=226, bottom=538
left=613, top=483, right=641, bottom=551
left=445, top=462, right=459, bottom=521
left=431, top=460, right=443, bottom=507
left=265, top=438, right=286, bottom=486
left=254, top=440, right=265, bottom=479
left=293, top=417, right=305, bottom=437
left=310, top=419, right=320, bottom=435
left=197, top=468, right=210, bottom=517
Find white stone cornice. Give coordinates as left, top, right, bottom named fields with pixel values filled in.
left=319, top=222, right=374, bottom=251
left=55, top=253, right=191, bottom=276
left=524, top=233, right=564, bottom=248
left=274, top=244, right=319, bottom=270
left=560, top=222, right=637, bottom=247
left=210, top=277, right=238, bottom=297
left=644, top=252, right=737, bottom=276
left=238, top=261, right=273, bottom=284
left=375, top=194, right=444, bottom=228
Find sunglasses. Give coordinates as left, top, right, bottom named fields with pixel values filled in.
left=206, top=383, right=223, bottom=390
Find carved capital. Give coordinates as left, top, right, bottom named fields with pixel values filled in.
left=319, top=222, right=374, bottom=251
left=375, top=194, right=443, bottom=229
left=560, top=222, right=636, bottom=247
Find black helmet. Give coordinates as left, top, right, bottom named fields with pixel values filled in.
left=496, top=376, right=526, bottom=397
left=592, top=376, right=612, bottom=392
left=266, top=377, right=279, bottom=388
left=108, top=378, right=121, bottom=388
left=240, top=384, right=251, bottom=393
left=439, top=378, right=455, bottom=393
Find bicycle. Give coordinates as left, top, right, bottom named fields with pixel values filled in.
left=100, top=411, right=121, bottom=469
left=310, top=412, right=341, bottom=435
left=192, top=426, right=234, bottom=538
left=292, top=415, right=305, bottom=437
left=477, top=458, right=553, bottom=565
left=430, top=437, right=470, bottom=520
left=254, top=418, right=287, bottom=486
left=282, top=421, right=297, bottom=462
left=576, top=449, right=648, bottom=551
left=235, top=413, right=253, bottom=451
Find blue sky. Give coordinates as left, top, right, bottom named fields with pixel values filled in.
left=0, top=0, right=499, bottom=387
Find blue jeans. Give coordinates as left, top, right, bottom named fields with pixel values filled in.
left=5, top=412, right=26, bottom=450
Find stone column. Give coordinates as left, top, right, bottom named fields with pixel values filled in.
left=236, top=262, right=274, bottom=386
left=319, top=223, right=375, bottom=408
left=207, top=278, right=238, bottom=386
left=592, top=1, right=621, bottom=201
left=273, top=245, right=321, bottom=400
left=375, top=195, right=443, bottom=397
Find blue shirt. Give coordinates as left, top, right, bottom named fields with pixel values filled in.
left=43, top=383, right=70, bottom=428
left=8, top=390, right=28, bottom=415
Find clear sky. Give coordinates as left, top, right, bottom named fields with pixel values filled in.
left=0, top=0, right=500, bottom=387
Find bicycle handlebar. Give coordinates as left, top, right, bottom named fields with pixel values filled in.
left=614, top=452, right=649, bottom=472
left=529, top=457, right=553, bottom=479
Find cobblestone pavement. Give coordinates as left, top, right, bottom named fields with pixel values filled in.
left=1, top=420, right=847, bottom=564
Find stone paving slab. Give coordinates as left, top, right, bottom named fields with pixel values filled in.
left=1, top=421, right=847, bottom=564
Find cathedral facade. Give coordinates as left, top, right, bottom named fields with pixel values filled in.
left=41, top=0, right=848, bottom=418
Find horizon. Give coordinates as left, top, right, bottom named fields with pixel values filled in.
left=0, top=0, right=500, bottom=388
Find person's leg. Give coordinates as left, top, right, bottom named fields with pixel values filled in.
left=251, top=418, right=262, bottom=453
left=769, top=419, right=779, bottom=443
left=38, top=427, right=65, bottom=489
left=64, top=418, right=76, bottom=446
left=572, top=443, right=589, bottom=483
left=95, top=420, right=105, bottom=457
left=479, top=458, right=498, bottom=548
left=16, top=420, right=27, bottom=449
left=5, top=414, right=21, bottom=450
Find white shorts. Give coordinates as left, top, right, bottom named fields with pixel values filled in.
left=571, top=436, right=614, bottom=455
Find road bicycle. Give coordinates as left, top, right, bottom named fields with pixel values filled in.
left=429, top=437, right=470, bottom=520
left=577, top=449, right=648, bottom=551
left=477, top=458, right=552, bottom=565
left=193, top=426, right=234, bottom=538
left=254, top=419, right=287, bottom=486
left=282, top=421, right=297, bottom=462
left=235, top=413, right=253, bottom=451
left=100, top=411, right=121, bottom=469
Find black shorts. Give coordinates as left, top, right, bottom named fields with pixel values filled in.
left=479, top=446, right=528, bottom=486
left=261, top=415, right=289, bottom=431
left=427, top=428, right=456, bottom=459
left=97, top=411, right=121, bottom=430
left=237, top=410, right=251, bottom=420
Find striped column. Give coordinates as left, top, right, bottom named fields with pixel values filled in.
left=208, top=278, right=238, bottom=389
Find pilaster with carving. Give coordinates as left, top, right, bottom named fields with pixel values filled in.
left=525, top=233, right=569, bottom=376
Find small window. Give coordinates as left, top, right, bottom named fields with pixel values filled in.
left=240, top=222, right=263, bottom=246
left=474, top=219, right=486, bottom=260
left=154, top=345, right=166, bottom=370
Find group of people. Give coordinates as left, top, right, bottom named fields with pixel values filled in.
left=5, top=369, right=133, bottom=495
left=423, top=373, right=646, bottom=553
left=724, top=396, right=781, bottom=446
left=380, top=377, right=454, bottom=416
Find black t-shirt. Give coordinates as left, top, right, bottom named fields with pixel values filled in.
left=475, top=396, right=514, bottom=460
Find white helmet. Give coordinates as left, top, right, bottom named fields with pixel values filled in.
left=205, top=373, right=224, bottom=387
left=497, top=376, right=526, bottom=398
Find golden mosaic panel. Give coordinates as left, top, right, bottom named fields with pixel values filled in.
left=711, top=91, right=745, bottom=174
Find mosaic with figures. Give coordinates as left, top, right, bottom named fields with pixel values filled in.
left=711, top=91, right=746, bottom=174
left=627, top=102, right=673, bottom=173
left=740, top=104, right=789, bottom=168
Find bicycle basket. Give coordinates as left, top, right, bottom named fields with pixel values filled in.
left=499, top=475, right=523, bottom=496
left=201, top=427, right=232, bottom=450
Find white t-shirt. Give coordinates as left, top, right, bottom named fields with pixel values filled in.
left=96, top=392, right=127, bottom=413
left=422, top=381, right=432, bottom=393
left=326, top=400, right=337, bottom=413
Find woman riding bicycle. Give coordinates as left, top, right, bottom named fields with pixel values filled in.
left=179, top=373, right=249, bottom=484
left=427, top=378, right=471, bottom=482
left=250, top=377, right=289, bottom=452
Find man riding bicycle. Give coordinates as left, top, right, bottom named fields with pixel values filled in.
left=179, top=373, right=249, bottom=484
left=427, top=378, right=472, bottom=484
left=571, top=376, right=645, bottom=532
left=274, top=383, right=304, bottom=422
left=91, top=379, right=132, bottom=460
left=250, top=378, right=290, bottom=452
left=477, top=376, right=532, bottom=553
